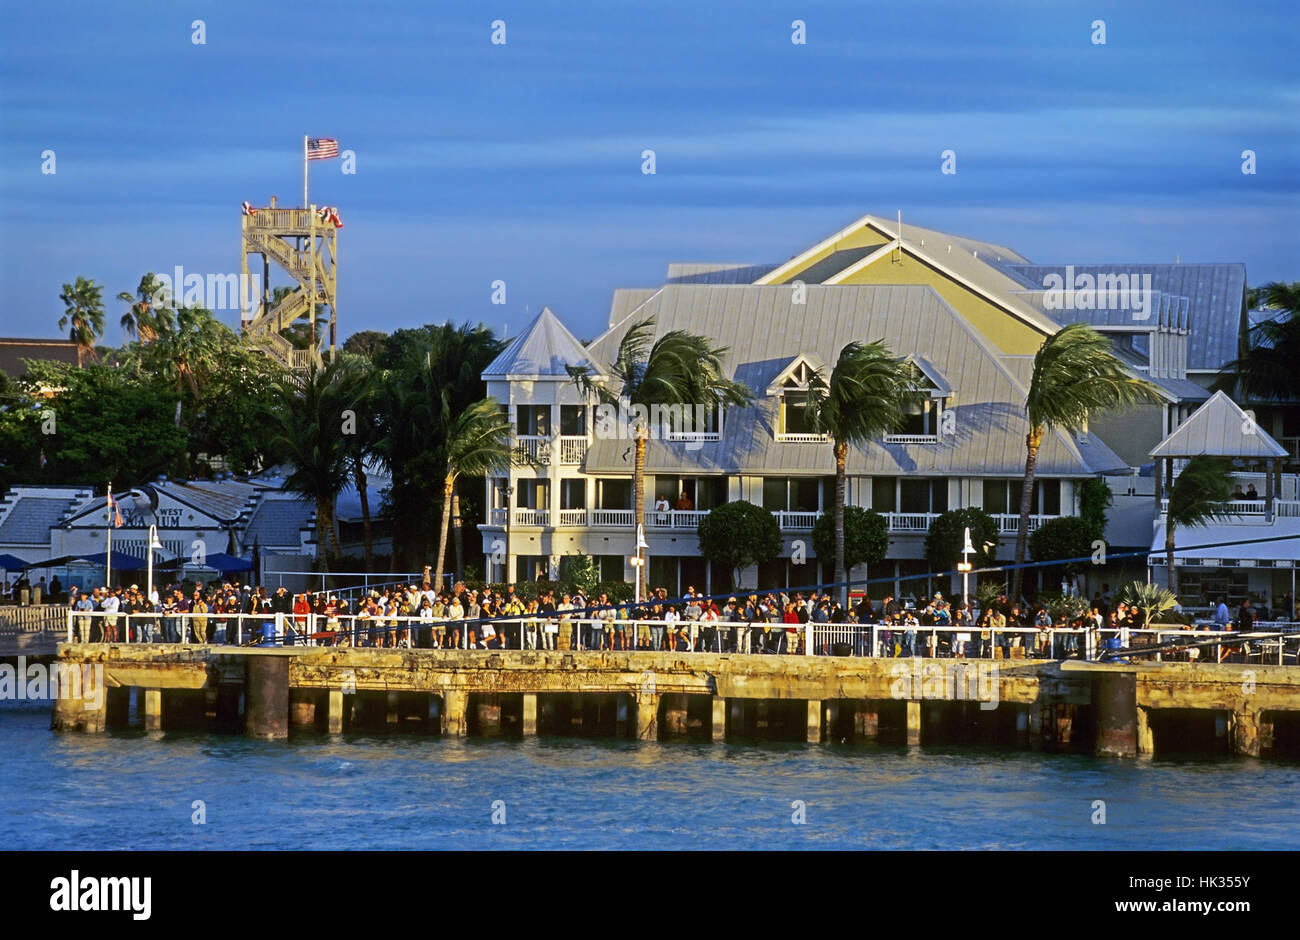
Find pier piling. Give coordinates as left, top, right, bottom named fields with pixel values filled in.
left=245, top=657, right=289, bottom=740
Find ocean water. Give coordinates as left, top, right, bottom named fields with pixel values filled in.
left=3, top=701, right=1297, bottom=850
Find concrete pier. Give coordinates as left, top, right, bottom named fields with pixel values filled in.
left=42, top=646, right=1300, bottom=758
left=245, top=656, right=289, bottom=739
left=1093, top=670, right=1138, bottom=758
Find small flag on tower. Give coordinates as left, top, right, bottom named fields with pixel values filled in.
left=307, top=138, right=339, bottom=160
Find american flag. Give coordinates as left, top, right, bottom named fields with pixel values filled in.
left=107, top=492, right=124, bottom=528
left=307, top=137, right=339, bottom=160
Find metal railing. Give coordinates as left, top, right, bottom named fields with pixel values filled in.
left=65, top=609, right=1300, bottom=665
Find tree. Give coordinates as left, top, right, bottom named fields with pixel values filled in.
left=1078, top=477, right=1113, bottom=541
left=1011, top=324, right=1162, bottom=601
left=117, top=273, right=174, bottom=343
left=696, top=500, right=782, bottom=590
left=1118, top=581, right=1179, bottom=628
left=925, top=507, right=999, bottom=573
left=811, top=506, right=888, bottom=587
left=805, top=341, right=921, bottom=606
left=267, top=359, right=357, bottom=565
left=1215, top=281, right=1300, bottom=402
left=1028, top=516, right=1096, bottom=580
left=128, top=305, right=229, bottom=426
left=559, top=553, right=601, bottom=598
left=433, top=398, right=515, bottom=592
left=568, top=318, right=751, bottom=580
left=343, top=330, right=389, bottom=362
left=58, top=276, right=106, bottom=367
left=1165, top=456, right=1234, bottom=593
left=373, top=323, right=505, bottom=568
left=10, top=361, right=186, bottom=484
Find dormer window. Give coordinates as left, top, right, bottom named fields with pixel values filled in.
left=884, top=357, right=952, bottom=444
left=769, top=355, right=830, bottom=443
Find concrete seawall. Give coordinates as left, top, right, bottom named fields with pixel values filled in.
left=47, top=644, right=1300, bottom=758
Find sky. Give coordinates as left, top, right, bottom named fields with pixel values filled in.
left=1, top=0, right=1296, bottom=346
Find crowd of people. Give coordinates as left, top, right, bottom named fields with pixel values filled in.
left=37, top=574, right=1294, bottom=663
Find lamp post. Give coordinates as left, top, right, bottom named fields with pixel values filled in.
left=146, top=524, right=163, bottom=607
left=958, top=526, right=975, bottom=609
left=633, top=524, right=648, bottom=603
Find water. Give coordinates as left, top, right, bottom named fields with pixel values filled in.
left=3, top=701, right=1298, bottom=850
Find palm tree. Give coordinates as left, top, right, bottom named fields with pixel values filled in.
left=1118, top=581, right=1178, bottom=629
left=1215, top=281, right=1300, bottom=402
left=126, top=304, right=229, bottom=425
left=1164, top=456, right=1234, bottom=593
left=58, top=276, right=106, bottom=367
left=333, top=353, right=379, bottom=570
left=267, top=358, right=355, bottom=566
left=568, top=319, right=752, bottom=589
left=433, top=397, right=516, bottom=591
left=117, top=273, right=174, bottom=343
left=1011, top=323, right=1163, bottom=601
left=805, top=341, right=922, bottom=608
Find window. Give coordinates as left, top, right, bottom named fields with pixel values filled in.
left=771, top=359, right=826, bottom=439
left=897, top=399, right=938, bottom=437
left=984, top=479, right=1060, bottom=515
left=872, top=477, right=897, bottom=513
left=762, top=477, right=820, bottom=512
left=560, top=479, right=586, bottom=510
left=515, top=480, right=549, bottom=510
left=781, top=393, right=815, bottom=435
left=664, top=402, right=723, bottom=438
left=899, top=479, right=947, bottom=513
left=597, top=555, right=625, bottom=582
left=516, top=405, right=550, bottom=437
left=655, top=476, right=726, bottom=510
left=596, top=479, right=631, bottom=510
left=559, top=405, right=586, bottom=436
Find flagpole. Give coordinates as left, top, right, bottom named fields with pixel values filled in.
left=106, top=483, right=112, bottom=589
left=303, top=134, right=309, bottom=207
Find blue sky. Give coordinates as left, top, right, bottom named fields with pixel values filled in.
left=1, top=0, right=1296, bottom=345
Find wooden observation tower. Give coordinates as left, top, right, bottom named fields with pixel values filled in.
left=240, top=195, right=339, bottom=368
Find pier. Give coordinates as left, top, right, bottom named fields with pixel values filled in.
left=45, top=644, right=1300, bottom=758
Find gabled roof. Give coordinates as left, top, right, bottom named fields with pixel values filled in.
left=764, top=354, right=825, bottom=395
left=753, top=212, right=1060, bottom=337
left=1149, top=391, right=1287, bottom=459
left=483, top=307, right=602, bottom=378
left=583, top=284, right=1126, bottom=477
left=665, top=263, right=779, bottom=284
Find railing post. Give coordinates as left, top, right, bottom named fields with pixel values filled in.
left=66, top=609, right=73, bottom=644
left=805, top=622, right=814, bottom=656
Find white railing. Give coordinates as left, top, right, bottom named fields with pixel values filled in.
left=1278, top=500, right=1300, bottom=517
left=774, top=510, right=820, bottom=531
left=513, top=509, right=549, bottom=526
left=489, top=508, right=507, bottom=525
left=645, top=510, right=707, bottom=529
left=991, top=513, right=1052, bottom=534
left=558, top=436, right=588, bottom=464
left=884, top=512, right=937, bottom=532
left=514, top=436, right=549, bottom=463
left=60, top=610, right=1300, bottom=664
left=1158, top=498, right=1300, bottom=519
left=775, top=433, right=830, bottom=443
left=558, top=509, right=589, bottom=526
left=591, top=509, right=635, bottom=526
left=882, top=434, right=939, bottom=444
left=665, top=432, right=721, bottom=443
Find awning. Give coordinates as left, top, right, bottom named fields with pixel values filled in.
left=22, top=551, right=150, bottom=572
left=1149, top=520, right=1300, bottom=568
left=156, top=552, right=252, bottom=575
left=0, top=553, right=29, bottom=572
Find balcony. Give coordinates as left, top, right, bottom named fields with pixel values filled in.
left=513, top=436, right=589, bottom=466
left=882, top=434, right=939, bottom=445
left=1158, top=498, right=1300, bottom=522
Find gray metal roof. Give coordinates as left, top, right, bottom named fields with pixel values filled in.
left=1149, top=391, right=1287, bottom=459
left=483, top=307, right=602, bottom=378
left=665, top=263, right=779, bottom=284
left=0, top=498, right=74, bottom=545
left=1002, top=264, right=1245, bottom=372
left=607, top=289, right=659, bottom=328
left=583, top=284, right=1126, bottom=477
left=242, top=497, right=313, bottom=549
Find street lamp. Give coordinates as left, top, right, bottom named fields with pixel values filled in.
left=146, top=524, right=163, bottom=634
left=633, top=523, right=648, bottom=603
left=958, top=526, right=975, bottom=609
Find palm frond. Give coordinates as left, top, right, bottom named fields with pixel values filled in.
left=1027, top=323, right=1164, bottom=432
left=1168, top=455, right=1236, bottom=529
